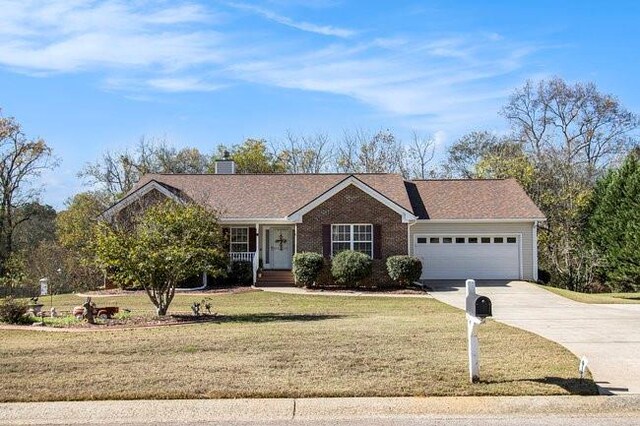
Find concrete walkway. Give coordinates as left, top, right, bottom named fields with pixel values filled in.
left=425, top=280, right=640, bottom=395
left=1, top=396, right=639, bottom=425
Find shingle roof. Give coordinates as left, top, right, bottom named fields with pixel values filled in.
left=132, top=173, right=414, bottom=219
left=409, top=178, right=546, bottom=220
left=125, top=174, right=545, bottom=221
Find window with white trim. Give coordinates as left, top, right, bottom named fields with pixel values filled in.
left=331, top=224, right=373, bottom=257
left=230, top=227, right=249, bottom=252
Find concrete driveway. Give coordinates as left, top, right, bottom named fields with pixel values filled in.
left=424, top=280, right=640, bottom=395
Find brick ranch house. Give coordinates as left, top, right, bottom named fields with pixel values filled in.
left=103, top=157, right=545, bottom=286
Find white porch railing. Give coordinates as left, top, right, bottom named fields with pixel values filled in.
left=229, top=252, right=255, bottom=263
left=229, top=252, right=259, bottom=285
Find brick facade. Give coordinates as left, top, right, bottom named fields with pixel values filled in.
left=296, top=184, right=408, bottom=258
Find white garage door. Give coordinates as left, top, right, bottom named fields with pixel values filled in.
left=413, top=235, right=521, bottom=280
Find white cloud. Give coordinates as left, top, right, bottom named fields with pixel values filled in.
left=226, top=2, right=356, bottom=38
left=0, top=0, right=541, bottom=134
left=0, top=0, right=225, bottom=73
left=228, top=34, right=538, bottom=130
left=147, top=77, right=226, bottom=93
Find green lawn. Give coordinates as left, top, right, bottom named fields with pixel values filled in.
left=538, top=285, right=640, bottom=304
left=0, top=291, right=596, bottom=402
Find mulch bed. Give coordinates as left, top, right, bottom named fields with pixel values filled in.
left=304, top=286, right=427, bottom=295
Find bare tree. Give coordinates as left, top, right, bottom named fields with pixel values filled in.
left=406, top=131, right=435, bottom=179
left=278, top=131, right=333, bottom=173
left=502, top=77, right=639, bottom=181
left=80, top=136, right=210, bottom=200
left=80, top=150, right=138, bottom=198
left=0, top=114, right=56, bottom=273
left=336, top=129, right=406, bottom=174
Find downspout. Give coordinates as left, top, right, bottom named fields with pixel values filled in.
left=407, top=220, right=416, bottom=255
left=532, top=220, right=538, bottom=282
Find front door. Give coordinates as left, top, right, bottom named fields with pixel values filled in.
left=269, top=228, right=293, bottom=269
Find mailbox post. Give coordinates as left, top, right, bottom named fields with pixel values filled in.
left=465, top=279, right=492, bottom=383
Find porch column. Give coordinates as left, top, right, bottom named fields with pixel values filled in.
left=253, top=223, right=259, bottom=285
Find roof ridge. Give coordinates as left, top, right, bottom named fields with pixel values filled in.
left=147, top=172, right=402, bottom=176
left=410, top=178, right=508, bottom=182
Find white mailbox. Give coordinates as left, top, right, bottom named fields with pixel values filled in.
left=465, top=279, right=492, bottom=383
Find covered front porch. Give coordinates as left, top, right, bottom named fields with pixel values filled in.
left=226, top=224, right=296, bottom=285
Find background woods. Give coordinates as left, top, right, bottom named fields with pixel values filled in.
left=0, top=77, right=638, bottom=296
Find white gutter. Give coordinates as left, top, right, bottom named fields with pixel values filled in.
left=416, top=218, right=547, bottom=223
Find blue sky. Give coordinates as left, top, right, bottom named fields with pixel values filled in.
left=0, top=0, right=638, bottom=209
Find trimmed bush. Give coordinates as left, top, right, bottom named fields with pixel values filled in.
left=0, top=297, right=29, bottom=324
left=386, top=255, right=423, bottom=287
left=331, top=250, right=372, bottom=286
left=230, top=260, right=253, bottom=285
left=292, top=252, right=324, bottom=287
left=316, top=258, right=335, bottom=288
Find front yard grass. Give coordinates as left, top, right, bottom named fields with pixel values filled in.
left=538, top=285, right=640, bottom=304
left=0, top=291, right=596, bottom=401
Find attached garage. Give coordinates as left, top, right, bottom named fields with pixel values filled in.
left=406, top=179, right=546, bottom=282
left=413, top=234, right=522, bottom=280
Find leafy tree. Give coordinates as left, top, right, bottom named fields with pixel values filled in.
left=0, top=113, right=56, bottom=274
left=12, top=202, right=57, bottom=252
left=214, top=138, right=285, bottom=174
left=584, top=150, right=640, bottom=291
left=94, top=201, right=228, bottom=315
left=25, top=240, right=103, bottom=294
left=475, top=148, right=536, bottom=193
left=443, top=131, right=521, bottom=178
left=57, top=191, right=110, bottom=262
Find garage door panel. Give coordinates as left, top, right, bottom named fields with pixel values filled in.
left=414, top=235, right=520, bottom=280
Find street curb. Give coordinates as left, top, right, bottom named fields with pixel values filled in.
left=1, top=396, right=640, bottom=424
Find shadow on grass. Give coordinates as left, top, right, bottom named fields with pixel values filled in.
left=212, top=313, right=346, bottom=324
left=481, top=376, right=599, bottom=395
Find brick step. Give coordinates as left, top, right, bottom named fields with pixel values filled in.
left=255, top=282, right=296, bottom=288
left=256, top=270, right=295, bottom=287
